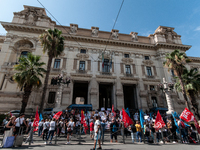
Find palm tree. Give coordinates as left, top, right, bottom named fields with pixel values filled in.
left=175, top=68, right=200, bottom=119
left=39, top=28, right=65, bottom=113
left=13, top=53, right=46, bottom=113
left=163, top=49, right=191, bottom=110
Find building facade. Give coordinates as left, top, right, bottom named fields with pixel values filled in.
left=0, top=5, right=199, bottom=114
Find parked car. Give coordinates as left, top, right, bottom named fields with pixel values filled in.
left=67, top=104, right=92, bottom=112
left=7, top=110, right=20, bottom=117
left=43, top=108, right=53, bottom=115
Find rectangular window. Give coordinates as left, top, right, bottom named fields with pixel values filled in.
left=103, top=59, right=110, bottom=72
left=146, top=66, right=152, bottom=76
left=124, top=54, right=129, bottom=58
left=54, top=59, right=60, bottom=69
left=79, top=61, right=85, bottom=70
left=145, top=56, right=150, bottom=60
left=80, top=49, right=86, bottom=53
left=150, top=85, right=155, bottom=91
left=125, top=65, right=131, bottom=74
left=48, top=92, right=56, bottom=104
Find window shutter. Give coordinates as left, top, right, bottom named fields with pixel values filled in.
left=141, top=65, right=145, bottom=75
left=98, top=61, right=100, bottom=71
left=132, top=64, right=136, bottom=74
left=87, top=60, right=91, bottom=71
left=153, top=66, right=157, bottom=76
left=62, top=58, right=67, bottom=69
left=120, top=63, right=124, bottom=73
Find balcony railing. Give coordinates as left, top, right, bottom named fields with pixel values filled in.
left=51, top=68, right=61, bottom=72
left=146, top=75, right=155, bottom=79
left=1, top=62, right=18, bottom=69
left=125, top=73, right=133, bottom=77
left=76, top=69, right=87, bottom=74
left=100, top=71, right=112, bottom=76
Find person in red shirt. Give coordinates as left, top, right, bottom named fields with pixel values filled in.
left=90, top=119, right=94, bottom=140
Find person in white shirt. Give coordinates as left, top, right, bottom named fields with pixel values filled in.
left=42, top=119, right=49, bottom=141
left=38, top=119, right=44, bottom=136
left=92, top=116, right=102, bottom=150
left=14, top=114, right=27, bottom=137
left=45, top=118, right=56, bottom=144
left=66, top=118, right=75, bottom=144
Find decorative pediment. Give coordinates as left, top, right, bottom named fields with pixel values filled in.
left=76, top=53, right=89, bottom=60
left=91, top=27, right=99, bottom=37
left=121, top=58, right=133, bottom=64
left=14, top=40, right=34, bottom=49
left=111, top=29, right=119, bottom=40
left=142, top=60, right=154, bottom=66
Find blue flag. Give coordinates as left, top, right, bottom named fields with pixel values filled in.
left=140, top=109, right=144, bottom=129
left=126, top=108, right=130, bottom=117
left=39, top=113, right=43, bottom=122
left=171, top=112, right=180, bottom=134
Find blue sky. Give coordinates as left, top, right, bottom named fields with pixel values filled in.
left=0, top=0, right=200, bottom=57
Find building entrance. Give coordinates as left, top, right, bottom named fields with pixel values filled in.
left=99, top=84, right=112, bottom=110
left=72, top=82, right=88, bottom=104
left=123, top=85, right=138, bottom=110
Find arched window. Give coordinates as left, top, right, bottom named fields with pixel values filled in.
left=20, top=51, right=28, bottom=58
left=152, top=97, right=158, bottom=108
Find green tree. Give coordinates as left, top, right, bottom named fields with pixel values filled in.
left=163, top=49, right=191, bottom=110
left=175, top=68, right=200, bottom=119
left=39, top=28, right=65, bottom=113
left=13, top=53, right=46, bottom=113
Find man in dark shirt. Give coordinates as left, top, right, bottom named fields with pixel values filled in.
left=110, top=118, right=119, bottom=143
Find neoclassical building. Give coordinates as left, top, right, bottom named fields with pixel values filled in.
left=0, top=5, right=199, bottom=114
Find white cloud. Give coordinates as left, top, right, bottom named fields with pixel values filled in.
left=195, top=26, right=200, bottom=31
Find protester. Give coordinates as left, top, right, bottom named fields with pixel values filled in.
left=90, top=119, right=94, bottom=140
left=66, top=118, right=75, bottom=144
left=38, top=119, right=44, bottom=136
left=14, top=113, right=27, bottom=137
left=135, top=121, right=142, bottom=142
left=110, top=118, right=119, bottom=143
left=42, top=119, right=49, bottom=141
left=45, top=118, right=56, bottom=144
left=128, top=121, right=136, bottom=143
left=92, top=116, right=102, bottom=150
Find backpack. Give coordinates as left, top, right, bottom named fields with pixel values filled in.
left=112, top=124, right=117, bottom=132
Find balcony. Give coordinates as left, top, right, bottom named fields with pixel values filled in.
left=146, top=75, right=155, bottom=79
left=100, top=71, right=112, bottom=76
left=76, top=69, right=87, bottom=74
left=125, top=72, right=133, bottom=77
left=1, top=62, right=18, bottom=69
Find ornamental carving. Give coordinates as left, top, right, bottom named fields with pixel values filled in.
left=70, top=24, right=78, bottom=34
left=121, top=58, right=133, bottom=64
left=154, top=26, right=179, bottom=43
left=90, top=88, right=98, bottom=95
left=14, top=40, right=34, bottom=49
left=91, top=27, right=99, bottom=37
left=111, top=29, right=119, bottom=39
left=142, top=60, right=154, bottom=66
left=130, top=32, right=138, bottom=42
left=98, top=51, right=111, bottom=59
left=76, top=53, right=89, bottom=60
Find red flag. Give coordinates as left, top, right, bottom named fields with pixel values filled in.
left=81, top=110, right=88, bottom=134
left=154, top=111, right=165, bottom=130
left=180, top=108, right=200, bottom=134
left=122, top=108, right=133, bottom=128
left=33, top=107, right=39, bottom=132
left=112, top=105, right=116, bottom=117
left=180, top=108, right=194, bottom=122
left=53, top=111, right=62, bottom=120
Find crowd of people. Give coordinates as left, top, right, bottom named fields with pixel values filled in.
left=1, top=108, right=200, bottom=149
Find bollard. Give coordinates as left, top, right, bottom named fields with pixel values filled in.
left=29, top=127, right=33, bottom=145
left=79, top=125, right=81, bottom=144
left=55, top=127, right=58, bottom=145
left=122, top=123, right=125, bottom=144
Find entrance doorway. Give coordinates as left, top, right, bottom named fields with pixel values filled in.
left=72, top=82, right=88, bottom=104
left=123, top=85, right=138, bottom=110
left=99, top=84, right=112, bottom=110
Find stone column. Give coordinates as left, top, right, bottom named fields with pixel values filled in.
left=62, top=86, right=71, bottom=107
left=54, top=84, right=63, bottom=110
left=89, top=78, right=98, bottom=109
left=116, top=78, right=124, bottom=109
left=163, top=78, right=174, bottom=115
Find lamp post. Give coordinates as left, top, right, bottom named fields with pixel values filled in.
left=158, top=78, right=174, bottom=115
left=51, top=74, right=71, bottom=110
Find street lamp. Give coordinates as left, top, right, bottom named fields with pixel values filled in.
left=158, top=78, right=174, bottom=115
left=51, top=74, right=71, bottom=111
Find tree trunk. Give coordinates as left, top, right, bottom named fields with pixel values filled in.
left=179, top=77, right=191, bottom=110
left=20, top=85, right=32, bottom=114
left=188, top=90, right=200, bottom=120
left=39, top=56, right=53, bottom=113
